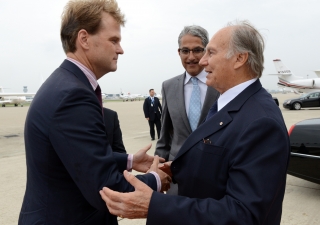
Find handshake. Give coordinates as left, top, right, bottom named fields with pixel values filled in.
left=99, top=143, right=173, bottom=219
left=129, top=143, right=173, bottom=192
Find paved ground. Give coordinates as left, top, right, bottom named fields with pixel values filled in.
left=0, top=93, right=319, bottom=225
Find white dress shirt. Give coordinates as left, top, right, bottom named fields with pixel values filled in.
left=184, top=70, right=208, bottom=116
left=217, top=78, right=257, bottom=111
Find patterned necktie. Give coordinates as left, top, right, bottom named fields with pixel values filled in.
left=95, top=85, right=103, bottom=109
left=188, top=77, right=201, bottom=131
left=205, top=101, right=218, bottom=121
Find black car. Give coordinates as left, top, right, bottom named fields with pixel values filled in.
left=288, top=118, right=320, bottom=184
left=283, top=91, right=320, bottom=110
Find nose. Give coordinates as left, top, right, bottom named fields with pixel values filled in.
left=187, top=51, right=196, bottom=60
left=199, top=54, right=207, bottom=66
left=117, top=44, right=124, bottom=55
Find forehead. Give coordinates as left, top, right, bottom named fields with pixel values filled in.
left=99, top=12, right=121, bottom=35
left=180, top=34, right=203, bottom=47
left=207, top=27, right=231, bottom=50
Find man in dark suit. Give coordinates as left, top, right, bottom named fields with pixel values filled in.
left=103, top=107, right=126, bottom=154
left=155, top=25, right=219, bottom=194
left=143, top=89, right=162, bottom=140
left=100, top=20, right=291, bottom=225
left=18, top=1, right=170, bottom=224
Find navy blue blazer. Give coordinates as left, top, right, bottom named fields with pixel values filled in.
left=147, top=80, right=290, bottom=225
left=103, top=108, right=126, bottom=154
left=143, top=97, right=162, bottom=121
left=19, top=60, right=156, bottom=225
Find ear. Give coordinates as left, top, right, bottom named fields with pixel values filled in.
left=77, top=29, right=90, bottom=50
left=234, top=52, right=248, bottom=69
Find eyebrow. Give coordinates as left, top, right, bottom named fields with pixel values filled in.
left=109, top=36, right=121, bottom=41
left=181, top=46, right=204, bottom=49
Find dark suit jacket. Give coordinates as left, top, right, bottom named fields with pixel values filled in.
left=103, top=108, right=126, bottom=154
left=19, top=60, right=156, bottom=225
left=143, top=96, right=162, bottom=121
left=147, top=80, right=290, bottom=225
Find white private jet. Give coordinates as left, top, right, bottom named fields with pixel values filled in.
left=0, top=86, right=36, bottom=107
left=272, top=59, right=320, bottom=93
left=119, top=90, right=143, bottom=102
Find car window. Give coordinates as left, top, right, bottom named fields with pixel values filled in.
left=309, top=93, right=319, bottom=98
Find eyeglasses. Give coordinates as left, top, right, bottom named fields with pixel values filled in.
left=178, top=47, right=205, bottom=56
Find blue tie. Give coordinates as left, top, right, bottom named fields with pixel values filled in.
left=206, top=101, right=218, bottom=121
left=188, top=77, right=201, bottom=131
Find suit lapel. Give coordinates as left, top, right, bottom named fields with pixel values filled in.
left=174, top=79, right=263, bottom=160
left=175, top=73, right=192, bottom=133
left=59, top=60, right=94, bottom=94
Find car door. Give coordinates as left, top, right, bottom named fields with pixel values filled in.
left=289, top=122, right=320, bottom=184
left=302, top=93, right=319, bottom=107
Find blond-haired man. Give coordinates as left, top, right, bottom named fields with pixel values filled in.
left=19, top=1, right=169, bottom=224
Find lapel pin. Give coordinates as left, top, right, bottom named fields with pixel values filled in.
left=219, top=122, right=223, bottom=126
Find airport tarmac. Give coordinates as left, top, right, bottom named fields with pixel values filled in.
left=0, top=93, right=319, bottom=225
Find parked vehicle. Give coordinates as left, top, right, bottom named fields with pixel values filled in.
left=272, top=97, right=279, bottom=106
left=283, top=91, right=320, bottom=110
left=288, top=118, right=320, bottom=184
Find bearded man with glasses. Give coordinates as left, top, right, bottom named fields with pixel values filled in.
left=154, top=25, right=219, bottom=195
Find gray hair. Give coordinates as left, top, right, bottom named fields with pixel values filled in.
left=178, top=25, right=209, bottom=48
left=225, top=20, right=265, bottom=78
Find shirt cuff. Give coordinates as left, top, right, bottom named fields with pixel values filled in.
left=149, top=171, right=161, bottom=192
left=127, top=154, right=133, bottom=172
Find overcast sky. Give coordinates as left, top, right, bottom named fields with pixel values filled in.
left=1, top=0, right=320, bottom=94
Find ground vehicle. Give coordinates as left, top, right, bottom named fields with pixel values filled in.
left=272, top=97, right=279, bottom=106
left=283, top=91, right=320, bottom=110
left=288, top=118, right=320, bottom=184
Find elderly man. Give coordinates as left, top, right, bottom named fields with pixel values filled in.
left=100, top=20, right=290, bottom=225
left=155, top=25, right=219, bottom=194
left=18, top=0, right=170, bottom=224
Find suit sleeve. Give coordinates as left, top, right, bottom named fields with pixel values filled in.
left=143, top=98, right=149, bottom=118
left=148, top=117, right=290, bottom=225
left=110, top=111, right=127, bottom=154
left=49, top=88, right=156, bottom=211
left=155, top=82, right=173, bottom=161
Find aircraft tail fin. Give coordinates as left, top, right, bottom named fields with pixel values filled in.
left=314, top=70, right=320, bottom=78
left=273, top=59, right=292, bottom=75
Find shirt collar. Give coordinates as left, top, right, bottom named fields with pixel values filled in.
left=217, top=78, right=257, bottom=111
left=184, top=69, right=207, bottom=85
left=66, top=57, right=98, bottom=90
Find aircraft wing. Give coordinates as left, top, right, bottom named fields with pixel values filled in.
left=0, top=100, right=11, bottom=103
left=314, top=71, right=320, bottom=78
left=269, top=73, right=292, bottom=76
left=0, top=92, right=35, bottom=96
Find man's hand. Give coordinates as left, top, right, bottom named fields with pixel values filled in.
left=148, top=156, right=172, bottom=192
left=132, top=144, right=164, bottom=173
left=146, top=117, right=149, bottom=121
left=158, top=161, right=173, bottom=178
left=100, top=170, right=152, bottom=219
